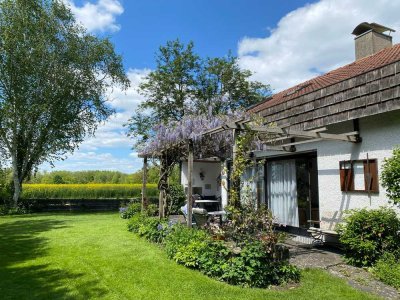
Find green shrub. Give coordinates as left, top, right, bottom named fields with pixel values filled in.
left=372, top=252, right=400, bottom=289
left=381, top=147, right=400, bottom=205
left=164, top=225, right=210, bottom=264
left=0, top=204, right=8, bottom=215
left=120, top=202, right=142, bottom=219
left=127, top=213, right=146, bottom=232
left=173, top=239, right=209, bottom=268
left=22, top=183, right=158, bottom=199
left=164, top=225, right=299, bottom=288
left=198, top=240, right=300, bottom=288
left=128, top=214, right=170, bottom=243
left=121, top=202, right=158, bottom=219
left=166, top=184, right=186, bottom=215
left=337, top=207, right=400, bottom=267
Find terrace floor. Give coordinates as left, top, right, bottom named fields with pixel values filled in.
left=0, top=212, right=386, bottom=300
left=284, top=238, right=399, bottom=299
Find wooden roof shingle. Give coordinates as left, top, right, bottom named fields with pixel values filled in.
left=249, top=43, right=400, bottom=113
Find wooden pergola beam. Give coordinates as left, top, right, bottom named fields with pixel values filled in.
left=204, top=122, right=359, bottom=143
left=244, top=125, right=359, bottom=142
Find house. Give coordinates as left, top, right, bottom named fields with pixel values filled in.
left=181, top=22, right=400, bottom=234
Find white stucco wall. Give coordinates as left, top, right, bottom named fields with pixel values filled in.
left=254, top=110, right=400, bottom=230
left=181, top=161, right=222, bottom=197
left=297, top=110, right=400, bottom=230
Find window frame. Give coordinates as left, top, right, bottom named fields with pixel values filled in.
left=339, top=159, right=379, bottom=193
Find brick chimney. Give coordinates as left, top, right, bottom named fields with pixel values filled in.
left=352, top=22, right=395, bottom=60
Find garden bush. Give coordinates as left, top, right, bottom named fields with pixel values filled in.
left=120, top=202, right=142, bottom=219
left=121, top=201, right=158, bottom=219
left=22, top=183, right=158, bottom=199
left=196, top=239, right=299, bottom=287
left=166, top=184, right=186, bottom=215
left=337, top=207, right=400, bottom=267
left=372, top=252, right=400, bottom=289
left=127, top=214, right=170, bottom=243
left=164, top=224, right=210, bottom=265
left=381, top=147, right=400, bottom=205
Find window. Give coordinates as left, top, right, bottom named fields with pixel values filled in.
left=339, top=159, right=379, bottom=192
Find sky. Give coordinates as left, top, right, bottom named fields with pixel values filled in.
left=42, top=0, right=400, bottom=174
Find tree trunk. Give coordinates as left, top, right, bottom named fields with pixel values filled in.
left=12, top=163, right=22, bottom=208
left=141, top=156, right=148, bottom=212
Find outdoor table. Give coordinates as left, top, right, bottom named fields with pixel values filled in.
left=195, top=200, right=221, bottom=211
left=195, top=200, right=220, bottom=203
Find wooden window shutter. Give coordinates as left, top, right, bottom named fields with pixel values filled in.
left=340, top=161, right=354, bottom=191
left=364, top=159, right=379, bottom=192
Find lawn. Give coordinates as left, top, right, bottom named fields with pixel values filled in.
left=0, top=213, right=379, bottom=300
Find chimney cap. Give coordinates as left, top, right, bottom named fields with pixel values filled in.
left=352, top=22, right=395, bottom=36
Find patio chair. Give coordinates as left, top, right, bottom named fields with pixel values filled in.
left=192, top=208, right=208, bottom=228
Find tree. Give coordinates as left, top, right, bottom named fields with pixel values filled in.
left=381, top=147, right=400, bottom=205
left=195, top=54, right=269, bottom=115
left=0, top=0, right=129, bottom=206
left=126, top=40, right=270, bottom=149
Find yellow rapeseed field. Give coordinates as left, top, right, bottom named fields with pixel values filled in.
left=22, top=184, right=158, bottom=199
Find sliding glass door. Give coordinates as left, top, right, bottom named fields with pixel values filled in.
left=267, top=159, right=299, bottom=227
left=266, top=154, right=319, bottom=228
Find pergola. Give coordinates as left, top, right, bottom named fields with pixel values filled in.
left=139, top=119, right=361, bottom=227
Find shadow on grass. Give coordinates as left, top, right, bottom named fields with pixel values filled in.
left=0, top=218, right=108, bottom=299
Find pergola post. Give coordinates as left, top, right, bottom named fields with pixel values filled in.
left=158, top=154, right=167, bottom=219
left=141, top=156, right=148, bottom=212
left=230, top=128, right=241, bottom=207
left=220, top=159, right=228, bottom=209
left=187, top=139, right=193, bottom=228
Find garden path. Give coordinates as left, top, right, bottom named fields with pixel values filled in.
left=284, top=238, right=400, bottom=300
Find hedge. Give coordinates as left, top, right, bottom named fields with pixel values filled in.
left=21, top=184, right=158, bottom=199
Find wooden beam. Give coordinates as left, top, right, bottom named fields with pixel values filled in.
left=245, top=125, right=359, bottom=142
left=258, top=145, right=296, bottom=152
left=187, top=139, right=194, bottom=228
left=280, top=138, right=324, bottom=147
left=141, top=156, right=148, bottom=212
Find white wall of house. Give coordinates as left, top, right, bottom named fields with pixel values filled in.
left=255, top=110, right=400, bottom=231
left=181, top=161, right=222, bottom=197
left=308, top=110, right=400, bottom=230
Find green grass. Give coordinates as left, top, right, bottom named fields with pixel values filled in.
left=0, top=213, right=380, bottom=300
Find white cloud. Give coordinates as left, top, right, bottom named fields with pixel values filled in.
left=64, top=0, right=124, bottom=33
left=238, top=0, right=400, bottom=92
left=76, top=68, right=150, bottom=151
left=107, top=68, right=151, bottom=111
left=41, top=151, right=142, bottom=173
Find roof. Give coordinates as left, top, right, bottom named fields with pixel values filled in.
left=249, top=43, right=400, bottom=114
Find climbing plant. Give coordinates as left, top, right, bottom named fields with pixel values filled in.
left=229, top=126, right=257, bottom=208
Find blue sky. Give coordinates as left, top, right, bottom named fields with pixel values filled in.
left=44, top=0, right=400, bottom=173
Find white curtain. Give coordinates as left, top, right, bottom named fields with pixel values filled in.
left=267, top=160, right=299, bottom=227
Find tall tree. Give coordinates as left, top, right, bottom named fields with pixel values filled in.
left=195, top=54, right=270, bottom=115
left=0, top=0, right=129, bottom=205
left=126, top=40, right=270, bottom=149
